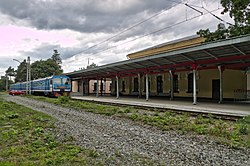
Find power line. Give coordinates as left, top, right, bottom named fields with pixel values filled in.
left=67, top=7, right=222, bottom=63
left=67, top=3, right=179, bottom=59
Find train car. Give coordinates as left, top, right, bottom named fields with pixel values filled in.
left=10, top=75, right=71, bottom=97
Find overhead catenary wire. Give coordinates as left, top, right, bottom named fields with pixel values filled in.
left=66, top=7, right=222, bottom=63
left=67, top=3, right=180, bottom=58
left=67, top=0, right=230, bottom=62
left=201, top=6, right=233, bottom=26
left=166, top=0, right=233, bottom=25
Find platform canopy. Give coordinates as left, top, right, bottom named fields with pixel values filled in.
left=65, top=35, right=250, bottom=79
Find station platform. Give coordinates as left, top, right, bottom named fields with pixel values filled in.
left=71, top=96, right=250, bottom=117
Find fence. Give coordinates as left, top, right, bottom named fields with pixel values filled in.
left=234, top=89, right=250, bottom=101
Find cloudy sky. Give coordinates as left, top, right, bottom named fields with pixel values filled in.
left=0, top=0, right=233, bottom=77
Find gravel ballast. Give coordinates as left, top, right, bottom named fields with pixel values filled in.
left=4, top=96, right=250, bottom=165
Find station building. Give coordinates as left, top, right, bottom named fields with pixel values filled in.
left=66, top=35, right=250, bottom=104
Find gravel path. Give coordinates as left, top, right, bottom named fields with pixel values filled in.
left=4, top=96, right=250, bottom=165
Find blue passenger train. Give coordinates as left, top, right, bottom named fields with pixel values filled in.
left=10, top=75, right=71, bottom=97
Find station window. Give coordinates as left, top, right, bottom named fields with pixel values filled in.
left=173, top=74, right=179, bottom=92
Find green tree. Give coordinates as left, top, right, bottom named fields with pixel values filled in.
left=51, top=50, right=62, bottom=64
left=0, top=76, right=13, bottom=91
left=15, top=60, right=27, bottom=83
left=5, top=66, right=16, bottom=81
left=197, top=0, right=250, bottom=41
left=87, top=62, right=98, bottom=69
left=31, top=59, right=63, bottom=80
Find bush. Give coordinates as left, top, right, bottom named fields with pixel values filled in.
left=58, top=96, right=70, bottom=104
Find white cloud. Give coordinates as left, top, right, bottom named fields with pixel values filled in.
left=0, top=0, right=233, bottom=77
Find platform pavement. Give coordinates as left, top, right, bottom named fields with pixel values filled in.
left=71, top=96, right=250, bottom=117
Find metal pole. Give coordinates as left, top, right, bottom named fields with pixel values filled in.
left=25, top=56, right=31, bottom=94
left=193, top=69, right=197, bottom=105
left=116, top=76, right=119, bottom=99
left=29, top=57, right=31, bottom=94
left=169, top=70, right=174, bottom=100
left=138, top=73, right=142, bottom=98
left=218, top=66, right=224, bottom=104
left=26, top=58, right=29, bottom=94
left=146, top=73, right=149, bottom=101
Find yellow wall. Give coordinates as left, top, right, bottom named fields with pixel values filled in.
left=127, top=37, right=205, bottom=59
left=72, top=81, right=79, bottom=92
left=196, top=69, right=219, bottom=98
left=223, top=70, right=245, bottom=98
left=112, top=69, right=246, bottom=99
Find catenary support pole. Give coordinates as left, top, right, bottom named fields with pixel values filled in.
left=145, top=73, right=149, bottom=101
left=116, top=76, right=119, bottom=99
left=26, top=57, right=31, bottom=94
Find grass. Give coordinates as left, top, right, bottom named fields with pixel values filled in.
left=25, top=95, right=250, bottom=149
left=0, top=98, right=105, bottom=165
left=0, top=96, right=160, bottom=165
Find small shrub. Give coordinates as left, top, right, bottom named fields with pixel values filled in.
left=129, top=114, right=138, bottom=121
left=35, top=127, right=44, bottom=134
left=7, top=113, right=19, bottom=119
left=58, top=96, right=70, bottom=104
left=238, top=124, right=248, bottom=135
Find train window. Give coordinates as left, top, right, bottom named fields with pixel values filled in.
left=53, top=78, right=61, bottom=84
left=62, top=78, right=70, bottom=85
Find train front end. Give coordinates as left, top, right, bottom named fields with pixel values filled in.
left=52, top=76, right=71, bottom=97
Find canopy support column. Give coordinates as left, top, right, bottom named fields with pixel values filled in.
left=192, top=64, right=198, bottom=105
left=218, top=66, right=224, bottom=104
left=116, top=76, right=119, bottom=99
left=145, top=73, right=149, bottom=101
left=169, top=70, right=174, bottom=100
left=138, top=73, right=142, bottom=98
